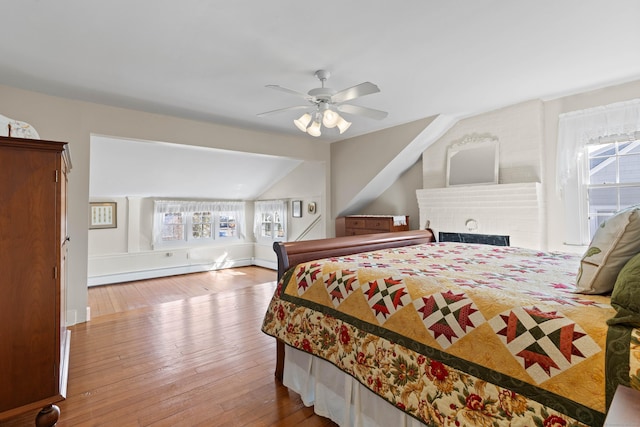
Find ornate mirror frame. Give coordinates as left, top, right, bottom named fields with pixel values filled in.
left=446, top=133, right=499, bottom=187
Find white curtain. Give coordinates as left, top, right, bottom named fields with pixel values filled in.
left=154, top=200, right=222, bottom=213
left=556, top=98, right=640, bottom=196
left=153, top=200, right=246, bottom=246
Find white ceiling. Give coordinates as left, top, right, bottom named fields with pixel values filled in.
left=3, top=1, right=640, bottom=143
left=90, top=136, right=302, bottom=199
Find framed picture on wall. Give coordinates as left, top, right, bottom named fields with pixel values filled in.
left=89, top=202, right=117, bottom=229
left=292, top=200, right=302, bottom=218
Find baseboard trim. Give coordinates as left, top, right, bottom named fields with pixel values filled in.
left=252, top=258, right=278, bottom=271
left=88, top=259, right=255, bottom=287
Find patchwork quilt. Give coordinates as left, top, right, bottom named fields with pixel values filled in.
left=261, top=243, right=630, bottom=427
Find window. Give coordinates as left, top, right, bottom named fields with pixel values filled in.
left=191, top=211, right=213, bottom=240
left=161, top=211, right=185, bottom=242
left=218, top=213, right=237, bottom=238
left=586, top=139, right=640, bottom=238
left=254, top=200, right=286, bottom=242
left=153, top=200, right=245, bottom=248
left=557, top=99, right=640, bottom=246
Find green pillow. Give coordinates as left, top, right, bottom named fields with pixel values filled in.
left=607, top=252, right=640, bottom=328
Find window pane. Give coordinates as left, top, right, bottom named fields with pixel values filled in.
left=587, top=140, right=640, bottom=238
left=588, top=143, right=617, bottom=185
left=619, top=153, right=640, bottom=184
left=588, top=187, right=617, bottom=210
left=192, top=224, right=202, bottom=238
left=218, top=214, right=236, bottom=237
left=261, top=222, right=272, bottom=238
left=162, top=213, right=184, bottom=241
left=192, top=211, right=213, bottom=239
left=620, top=186, right=640, bottom=207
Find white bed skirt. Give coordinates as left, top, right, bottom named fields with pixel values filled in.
left=283, top=345, right=427, bottom=427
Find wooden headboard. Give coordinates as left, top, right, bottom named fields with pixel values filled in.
left=273, top=229, right=435, bottom=280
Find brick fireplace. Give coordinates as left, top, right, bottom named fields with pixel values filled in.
left=416, top=182, right=544, bottom=250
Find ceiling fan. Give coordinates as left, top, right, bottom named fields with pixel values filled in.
left=258, top=70, right=388, bottom=137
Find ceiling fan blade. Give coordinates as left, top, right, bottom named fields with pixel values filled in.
left=337, top=104, right=388, bottom=120
left=331, top=82, right=380, bottom=103
left=257, top=105, right=310, bottom=117
left=265, top=85, right=315, bottom=101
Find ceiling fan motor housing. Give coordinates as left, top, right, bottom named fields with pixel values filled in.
left=309, top=70, right=336, bottom=101
left=308, top=87, right=336, bottom=101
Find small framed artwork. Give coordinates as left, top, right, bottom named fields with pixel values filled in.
left=89, top=202, right=117, bottom=229
left=292, top=200, right=302, bottom=218
left=308, top=202, right=317, bottom=215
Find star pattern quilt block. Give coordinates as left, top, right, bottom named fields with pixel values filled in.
left=489, top=306, right=600, bottom=383
left=413, top=291, right=485, bottom=349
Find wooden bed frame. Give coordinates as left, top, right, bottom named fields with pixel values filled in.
left=271, top=229, right=435, bottom=380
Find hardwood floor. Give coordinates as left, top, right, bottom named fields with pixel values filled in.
left=2, top=267, right=337, bottom=427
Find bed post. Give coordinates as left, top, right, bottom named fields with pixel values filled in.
left=275, top=340, right=285, bottom=381
left=273, top=241, right=290, bottom=281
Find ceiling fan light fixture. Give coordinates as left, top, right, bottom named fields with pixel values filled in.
left=336, top=116, right=352, bottom=134
left=307, top=120, right=322, bottom=137
left=293, top=113, right=312, bottom=132
left=322, top=109, right=340, bottom=128
left=261, top=70, right=387, bottom=138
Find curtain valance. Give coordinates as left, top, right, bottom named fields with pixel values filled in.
left=154, top=200, right=244, bottom=213
left=556, top=98, right=640, bottom=195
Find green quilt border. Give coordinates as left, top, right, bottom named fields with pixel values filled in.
left=278, top=266, right=606, bottom=426
left=605, top=324, right=631, bottom=409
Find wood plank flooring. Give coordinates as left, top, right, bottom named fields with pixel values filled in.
left=1, top=267, right=337, bottom=427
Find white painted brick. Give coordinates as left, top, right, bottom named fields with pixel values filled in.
left=417, top=182, right=543, bottom=249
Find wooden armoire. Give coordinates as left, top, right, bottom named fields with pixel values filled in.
left=0, top=136, right=71, bottom=426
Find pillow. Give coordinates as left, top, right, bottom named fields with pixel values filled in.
left=606, top=252, right=640, bottom=328
left=575, top=205, right=640, bottom=294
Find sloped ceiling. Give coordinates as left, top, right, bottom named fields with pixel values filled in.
left=2, top=1, right=640, bottom=143
left=90, top=136, right=302, bottom=199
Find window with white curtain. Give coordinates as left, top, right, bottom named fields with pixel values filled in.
left=215, top=201, right=244, bottom=238
left=586, top=137, right=640, bottom=237
left=153, top=200, right=245, bottom=248
left=254, top=200, right=286, bottom=243
left=557, top=99, right=640, bottom=245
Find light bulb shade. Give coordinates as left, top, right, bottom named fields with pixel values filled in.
left=322, top=109, right=339, bottom=128
left=293, top=113, right=312, bottom=132
left=336, top=116, right=352, bottom=134
left=307, top=120, right=322, bottom=137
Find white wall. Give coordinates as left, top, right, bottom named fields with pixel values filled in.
left=331, top=116, right=437, bottom=219
left=422, top=100, right=543, bottom=189
left=87, top=196, right=259, bottom=285
left=259, top=160, right=326, bottom=229
left=543, top=79, right=640, bottom=251
left=0, top=83, right=329, bottom=325
left=360, top=159, right=423, bottom=230
left=418, top=80, right=640, bottom=253
left=256, top=160, right=327, bottom=265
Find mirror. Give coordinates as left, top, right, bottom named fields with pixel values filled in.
left=446, top=133, right=499, bottom=187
